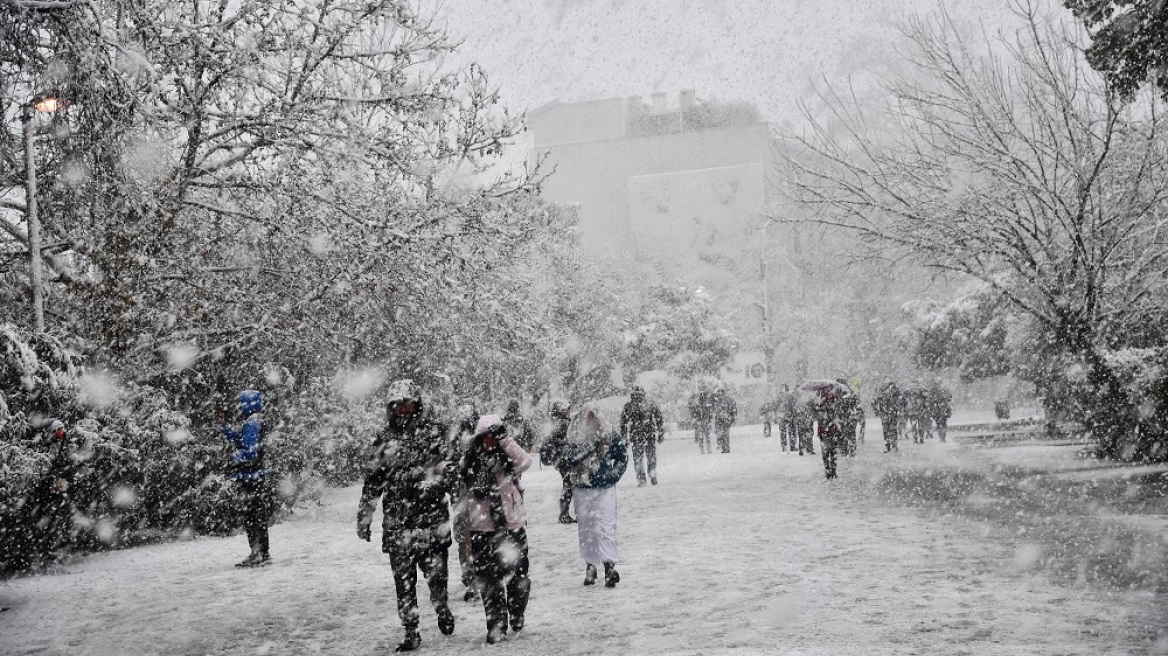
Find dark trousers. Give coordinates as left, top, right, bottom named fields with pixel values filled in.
left=715, top=425, right=731, bottom=453
left=471, top=528, right=530, bottom=635
left=631, top=438, right=658, bottom=483
left=881, top=418, right=899, bottom=452
left=35, top=498, right=72, bottom=565
left=763, top=420, right=772, bottom=438
left=237, top=478, right=270, bottom=558
left=779, top=419, right=796, bottom=451
left=797, top=422, right=815, bottom=455
left=695, top=424, right=712, bottom=453
left=453, top=505, right=474, bottom=587
left=388, top=543, right=450, bottom=630
left=841, top=423, right=858, bottom=457
left=820, top=435, right=839, bottom=479
left=557, top=470, right=573, bottom=519
left=935, top=416, right=948, bottom=442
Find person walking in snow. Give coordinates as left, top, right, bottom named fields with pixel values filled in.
left=502, top=399, right=536, bottom=452
left=620, top=386, right=665, bottom=486
left=810, top=386, right=847, bottom=479
left=712, top=386, right=737, bottom=454
left=759, top=398, right=778, bottom=439
left=30, top=418, right=76, bottom=570
left=539, top=400, right=577, bottom=524
left=928, top=381, right=953, bottom=443
left=688, top=385, right=715, bottom=454
left=450, top=404, right=480, bottom=602
left=779, top=384, right=798, bottom=452
left=459, top=414, right=533, bottom=644
left=837, top=378, right=862, bottom=457
left=356, top=380, right=456, bottom=652
left=219, top=390, right=273, bottom=568
left=562, top=405, right=628, bottom=587
left=873, top=380, right=904, bottom=453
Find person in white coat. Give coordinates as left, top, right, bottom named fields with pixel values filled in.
left=562, top=405, right=629, bottom=588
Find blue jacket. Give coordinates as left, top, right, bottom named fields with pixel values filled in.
left=564, top=430, right=628, bottom=489
left=222, top=413, right=265, bottom=481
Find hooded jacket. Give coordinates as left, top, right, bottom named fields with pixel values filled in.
left=357, top=409, right=454, bottom=554
left=620, top=395, right=664, bottom=444
left=222, top=393, right=265, bottom=481
left=561, top=408, right=628, bottom=489
left=461, top=415, right=532, bottom=533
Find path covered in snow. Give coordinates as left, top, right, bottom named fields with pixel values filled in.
left=1, top=424, right=1162, bottom=655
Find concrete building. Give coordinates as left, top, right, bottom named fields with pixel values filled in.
left=529, top=91, right=774, bottom=395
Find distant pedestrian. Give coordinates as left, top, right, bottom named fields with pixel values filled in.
left=837, top=378, right=861, bottom=457
left=539, top=401, right=576, bottom=524
left=928, top=381, right=953, bottom=442
left=795, top=392, right=815, bottom=456
left=712, top=386, right=737, bottom=454
left=905, top=386, right=933, bottom=444
left=562, top=405, right=628, bottom=587
left=873, top=380, right=904, bottom=453
left=31, top=419, right=75, bottom=570
left=460, top=414, right=533, bottom=644
left=503, top=399, right=536, bottom=452
left=219, top=390, right=272, bottom=568
left=810, top=386, right=848, bottom=479
left=356, top=380, right=455, bottom=653
left=779, top=385, right=798, bottom=452
left=688, top=384, right=715, bottom=454
left=759, top=398, right=778, bottom=438
left=620, top=386, right=665, bottom=486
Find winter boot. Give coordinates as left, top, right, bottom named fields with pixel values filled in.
left=437, top=603, right=455, bottom=635
left=558, top=513, right=577, bottom=524
left=637, top=478, right=647, bottom=488
left=603, top=562, right=620, bottom=588
left=583, top=564, right=597, bottom=586
left=395, top=629, right=422, bottom=652
left=650, top=477, right=658, bottom=486
left=486, top=623, right=506, bottom=644
left=234, top=552, right=263, bottom=568
left=510, top=613, right=524, bottom=633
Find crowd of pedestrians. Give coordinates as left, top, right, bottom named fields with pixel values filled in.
left=21, top=370, right=955, bottom=651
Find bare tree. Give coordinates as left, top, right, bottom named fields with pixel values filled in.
left=776, top=5, right=1168, bottom=457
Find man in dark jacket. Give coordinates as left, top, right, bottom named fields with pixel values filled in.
left=928, top=381, right=953, bottom=442
left=357, top=380, right=456, bottom=653
left=502, top=399, right=535, bottom=452
left=619, top=386, right=666, bottom=486
left=688, top=387, right=715, bottom=454
left=220, top=390, right=272, bottom=568
left=778, top=385, right=798, bottom=452
left=873, top=380, right=904, bottom=453
left=31, top=419, right=75, bottom=570
left=539, top=401, right=576, bottom=524
left=712, top=387, right=737, bottom=454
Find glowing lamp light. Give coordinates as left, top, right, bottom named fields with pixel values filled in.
left=33, top=96, right=64, bottom=113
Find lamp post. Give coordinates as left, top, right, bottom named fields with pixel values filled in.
left=22, top=95, right=62, bottom=334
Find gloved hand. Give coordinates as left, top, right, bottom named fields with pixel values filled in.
left=357, top=522, right=371, bottom=542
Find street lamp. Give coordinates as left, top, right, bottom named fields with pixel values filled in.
left=22, top=94, right=63, bottom=333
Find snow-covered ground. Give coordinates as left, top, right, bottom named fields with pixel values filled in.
left=2, top=422, right=1164, bottom=655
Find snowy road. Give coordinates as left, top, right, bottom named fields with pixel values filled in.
left=1, top=425, right=1159, bottom=655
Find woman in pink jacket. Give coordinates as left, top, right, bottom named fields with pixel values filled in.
left=459, top=414, right=533, bottom=644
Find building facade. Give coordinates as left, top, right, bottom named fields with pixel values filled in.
left=529, top=91, right=773, bottom=395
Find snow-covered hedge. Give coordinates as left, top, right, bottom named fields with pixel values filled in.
left=1, top=321, right=398, bottom=575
